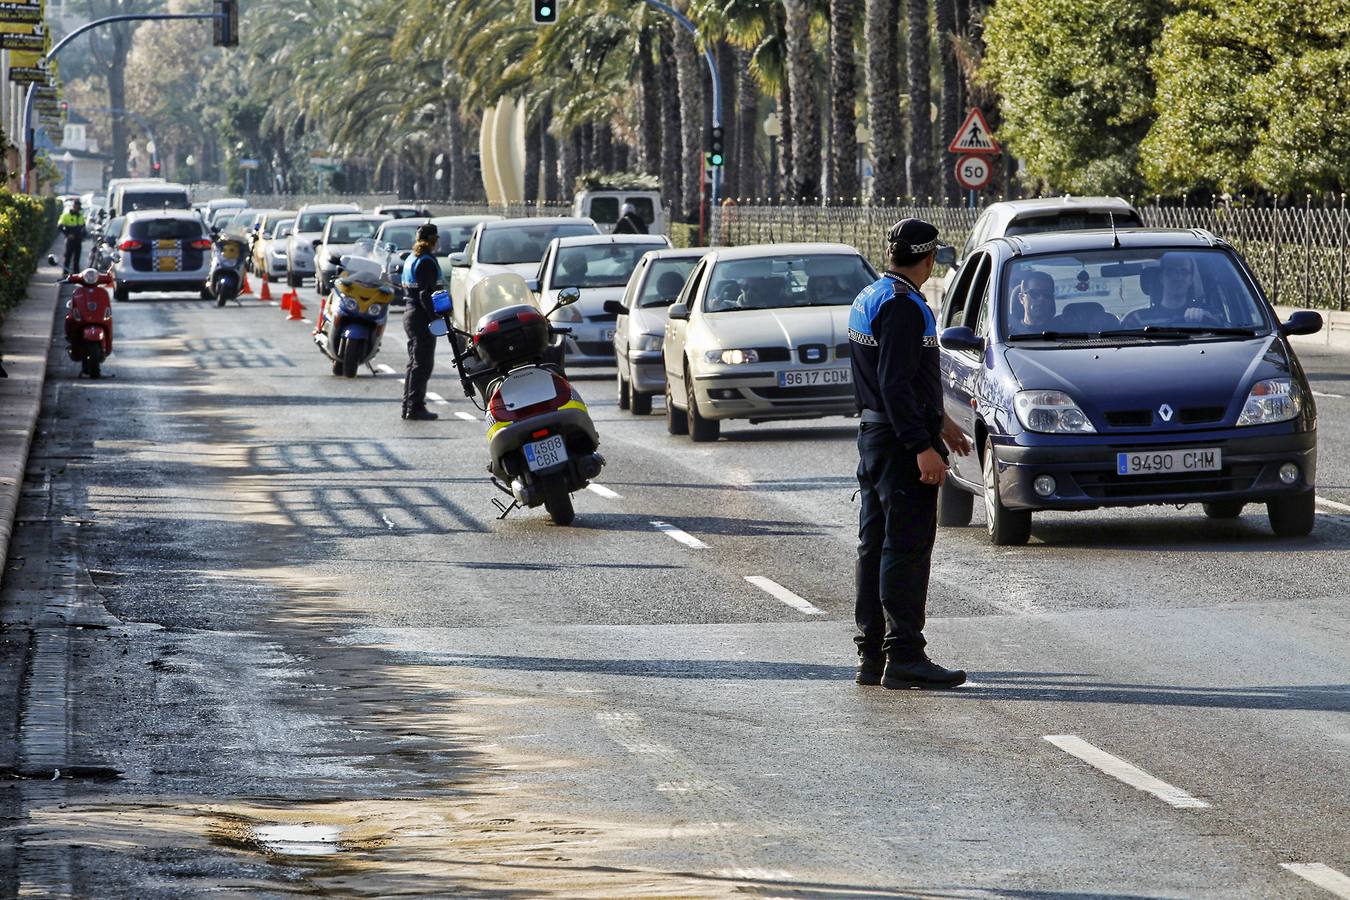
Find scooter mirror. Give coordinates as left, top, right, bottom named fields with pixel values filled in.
left=556, top=286, right=581, bottom=306
left=428, top=318, right=450, bottom=337
left=47, top=254, right=57, bottom=266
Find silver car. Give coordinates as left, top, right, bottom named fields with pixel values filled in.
left=661, top=243, right=876, bottom=441
left=110, top=210, right=214, bottom=303
left=610, top=247, right=708, bottom=414
left=286, top=203, right=361, bottom=287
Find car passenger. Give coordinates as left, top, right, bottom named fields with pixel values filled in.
left=1010, top=271, right=1057, bottom=332
left=1122, top=253, right=1219, bottom=327
left=558, top=252, right=588, bottom=287
left=655, top=271, right=687, bottom=304
left=709, top=280, right=743, bottom=311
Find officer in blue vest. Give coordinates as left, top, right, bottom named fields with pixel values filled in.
left=401, top=223, right=442, bottom=420
left=848, top=218, right=972, bottom=689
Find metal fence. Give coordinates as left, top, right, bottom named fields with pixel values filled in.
left=712, top=200, right=1350, bottom=311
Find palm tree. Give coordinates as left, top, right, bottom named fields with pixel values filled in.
left=782, top=0, right=820, bottom=199
left=673, top=19, right=705, bottom=223
left=906, top=0, right=935, bottom=199
left=828, top=0, right=859, bottom=200
left=865, top=0, right=905, bottom=201
left=935, top=0, right=961, bottom=202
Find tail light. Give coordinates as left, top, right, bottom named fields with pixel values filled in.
left=189, top=239, right=212, bottom=249
left=118, top=239, right=144, bottom=251
left=474, top=308, right=543, bottom=344
left=488, top=372, right=571, bottom=423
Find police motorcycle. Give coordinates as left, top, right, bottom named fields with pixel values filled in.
left=313, top=254, right=392, bottom=377
left=202, top=230, right=249, bottom=307
left=428, top=275, right=604, bottom=526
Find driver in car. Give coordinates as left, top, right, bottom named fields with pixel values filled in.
left=1122, top=253, right=1219, bottom=327
left=1010, top=271, right=1057, bottom=332
left=559, top=253, right=588, bottom=287
left=710, top=279, right=743, bottom=310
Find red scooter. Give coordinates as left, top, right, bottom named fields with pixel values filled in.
left=63, top=267, right=114, bottom=378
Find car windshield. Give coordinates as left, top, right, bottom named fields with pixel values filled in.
left=704, top=253, right=874, bottom=312
left=479, top=223, right=598, bottom=264
left=435, top=225, right=476, bottom=254
left=381, top=224, right=419, bottom=251
left=123, top=191, right=189, bottom=212
left=1001, top=248, right=1272, bottom=339
left=129, top=218, right=205, bottom=241
left=553, top=242, right=666, bottom=289
left=297, top=211, right=350, bottom=233
left=103, top=217, right=125, bottom=239
left=327, top=219, right=382, bottom=243
left=638, top=258, right=699, bottom=307
left=270, top=221, right=294, bottom=238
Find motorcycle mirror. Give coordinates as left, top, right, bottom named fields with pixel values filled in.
left=428, top=318, right=450, bottom=337
left=556, top=286, right=581, bottom=306
left=47, top=254, right=57, bottom=266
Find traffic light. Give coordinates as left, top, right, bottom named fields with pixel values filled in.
left=705, top=124, right=725, bottom=168
left=213, top=0, right=237, bottom=47
left=152, top=160, right=161, bottom=173
left=531, top=0, right=557, bottom=24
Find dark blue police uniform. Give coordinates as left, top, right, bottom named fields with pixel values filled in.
left=401, top=250, right=442, bottom=418
left=848, top=270, right=948, bottom=663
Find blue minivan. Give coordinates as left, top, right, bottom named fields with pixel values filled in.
left=935, top=229, right=1323, bottom=545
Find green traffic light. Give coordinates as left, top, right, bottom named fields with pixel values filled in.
left=711, top=153, right=724, bottom=166
left=540, top=5, right=551, bottom=14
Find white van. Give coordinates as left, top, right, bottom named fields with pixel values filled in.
left=112, top=181, right=191, bottom=216
left=572, top=190, right=665, bottom=236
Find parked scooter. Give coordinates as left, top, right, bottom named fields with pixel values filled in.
left=203, top=232, right=249, bottom=307
left=62, top=267, right=114, bottom=378
left=430, top=275, right=604, bottom=526
left=313, top=255, right=391, bottom=377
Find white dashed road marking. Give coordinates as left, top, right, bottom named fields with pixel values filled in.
left=1281, top=863, right=1350, bottom=898
left=586, top=483, right=621, bottom=499
left=426, top=392, right=449, bottom=405
left=454, top=411, right=478, bottom=422
left=744, top=576, right=825, bottom=615
left=1043, top=735, right=1209, bottom=809
left=651, top=521, right=708, bottom=549
left=1311, top=390, right=1345, bottom=400
left=1316, top=496, right=1350, bottom=515
left=376, top=363, right=396, bottom=374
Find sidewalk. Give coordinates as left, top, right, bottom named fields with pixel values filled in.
left=0, top=263, right=62, bottom=577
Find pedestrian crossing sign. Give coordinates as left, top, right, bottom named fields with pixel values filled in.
left=948, top=108, right=1000, bottom=155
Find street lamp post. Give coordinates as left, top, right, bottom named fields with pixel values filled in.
left=763, top=113, right=782, bottom=201
left=855, top=123, right=871, bottom=200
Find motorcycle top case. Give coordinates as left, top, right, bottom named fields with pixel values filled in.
left=474, top=304, right=550, bottom=368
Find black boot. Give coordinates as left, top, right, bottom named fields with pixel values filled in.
left=855, top=649, right=884, bottom=686
left=406, top=407, right=439, bottom=421
left=881, top=653, right=966, bottom=690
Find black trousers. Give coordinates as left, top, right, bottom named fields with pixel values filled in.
left=63, top=237, right=83, bottom=273
left=403, top=308, right=436, bottom=411
left=854, top=422, right=938, bottom=660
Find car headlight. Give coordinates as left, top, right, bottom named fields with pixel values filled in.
left=705, top=348, right=760, bottom=365
left=272, top=248, right=286, bottom=258
left=1014, top=390, right=1096, bottom=433
left=1236, top=377, right=1302, bottom=426
left=633, top=333, right=663, bottom=352
left=553, top=303, right=583, bottom=322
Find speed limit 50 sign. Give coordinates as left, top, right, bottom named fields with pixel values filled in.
left=955, top=155, right=992, bottom=191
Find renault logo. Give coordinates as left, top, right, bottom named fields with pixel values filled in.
left=1158, top=403, right=1174, bottom=422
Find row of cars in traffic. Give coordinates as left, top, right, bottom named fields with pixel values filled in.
left=68, top=184, right=1325, bottom=543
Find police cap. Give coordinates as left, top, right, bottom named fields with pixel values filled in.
left=886, top=218, right=941, bottom=257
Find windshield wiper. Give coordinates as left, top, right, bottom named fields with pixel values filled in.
left=1102, top=325, right=1259, bottom=339
left=1005, top=330, right=1102, bottom=342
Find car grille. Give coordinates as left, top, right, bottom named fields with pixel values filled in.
left=1103, top=406, right=1230, bottom=429
left=1076, top=463, right=1261, bottom=500
left=574, top=341, right=614, bottom=357
left=835, top=343, right=852, bottom=359
left=752, top=347, right=791, bottom=363
left=750, top=385, right=856, bottom=400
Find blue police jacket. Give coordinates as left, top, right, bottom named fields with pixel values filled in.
left=848, top=272, right=945, bottom=454
left=401, top=252, right=442, bottom=316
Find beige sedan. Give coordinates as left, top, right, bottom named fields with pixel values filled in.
left=661, top=243, right=877, bottom=441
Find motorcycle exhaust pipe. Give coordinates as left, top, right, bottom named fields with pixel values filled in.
left=510, top=478, right=537, bottom=506
left=578, top=452, right=605, bottom=480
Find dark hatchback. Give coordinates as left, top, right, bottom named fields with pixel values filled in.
left=935, top=229, right=1323, bottom=545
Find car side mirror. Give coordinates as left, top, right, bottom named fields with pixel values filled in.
left=940, top=325, right=984, bottom=353
left=384, top=242, right=396, bottom=253
left=311, top=239, right=323, bottom=249
left=525, top=277, right=540, bottom=293
left=449, top=252, right=468, bottom=268
left=668, top=301, right=690, bottom=321
left=603, top=300, right=626, bottom=316
left=47, top=254, right=57, bottom=265
left=1280, top=310, right=1322, bottom=337
left=328, top=253, right=342, bottom=264
left=935, top=246, right=956, bottom=266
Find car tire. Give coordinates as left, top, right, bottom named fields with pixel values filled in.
left=937, top=480, right=974, bottom=527
left=617, top=372, right=630, bottom=410
left=113, top=283, right=129, bottom=303
left=982, top=437, right=1031, bottom=546
left=665, top=377, right=688, bottom=435
left=631, top=390, right=653, bottom=416
left=1202, top=500, right=1244, bottom=519
left=1267, top=493, right=1315, bottom=538
left=687, top=368, right=720, bottom=442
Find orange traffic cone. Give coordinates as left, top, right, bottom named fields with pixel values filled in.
left=240, top=272, right=254, bottom=296
left=280, top=290, right=294, bottom=312
left=288, top=297, right=304, bottom=321
left=259, top=277, right=272, bottom=302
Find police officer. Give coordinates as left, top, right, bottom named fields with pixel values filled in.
left=400, top=223, right=442, bottom=420
left=58, top=199, right=87, bottom=273
left=848, top=218, right=972, bottom=689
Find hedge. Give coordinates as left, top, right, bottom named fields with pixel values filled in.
left=0, top=191, right=59, bottom=334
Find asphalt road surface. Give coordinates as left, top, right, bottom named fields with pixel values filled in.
left=2, top=287, right=1348, bottom=898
